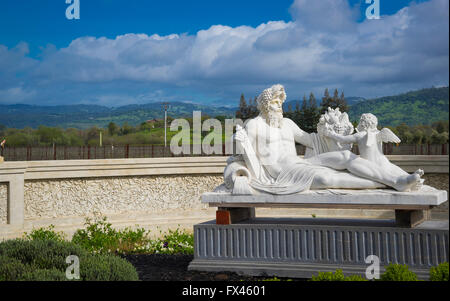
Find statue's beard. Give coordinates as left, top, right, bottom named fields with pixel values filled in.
left=263, top=109, right=283, bottom=128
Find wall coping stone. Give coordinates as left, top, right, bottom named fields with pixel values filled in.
left=0, top=155, right=446, bottom=181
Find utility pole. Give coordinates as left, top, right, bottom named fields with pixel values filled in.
left=161, top=102, right=170, bottom=147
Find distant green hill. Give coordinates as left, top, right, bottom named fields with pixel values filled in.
left=1, top=87, right=448, bottom=129
left=0, top=102, right=236, bottom=129
left=348, top=87, right=449, bottom=127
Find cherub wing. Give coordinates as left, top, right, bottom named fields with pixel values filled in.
left=377, top=128, right=401, bottom=144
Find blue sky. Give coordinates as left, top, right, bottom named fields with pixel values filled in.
left=0, top=0, right=429, bottom=55
left=0, top=0, right=448, bottom=107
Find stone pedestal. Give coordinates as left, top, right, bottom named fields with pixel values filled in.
left=395, top=209, right=431, bottom=228
left=216, top=207, right=255, bottom=225
left=188, top=218, right=449, bottom=280
left=203, top=185, right=448, bottom=228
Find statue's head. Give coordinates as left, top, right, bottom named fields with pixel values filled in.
left=357, top=113, right=378, bottom=132
left=256, top=84, right=286, bottom=128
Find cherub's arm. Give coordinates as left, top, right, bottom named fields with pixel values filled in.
left=325, top=131, right=363, bottom=144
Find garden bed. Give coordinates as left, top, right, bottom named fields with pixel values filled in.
left=122, top=254, right=287, bottom=281
left=2, top=217, right=445, bottom=281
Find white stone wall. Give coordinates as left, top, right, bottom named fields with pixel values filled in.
left=1, top=172, right=447, bottom=225
left=0, top=183, right=7, bottom=224
left=23, top=175, right=223, bottom=220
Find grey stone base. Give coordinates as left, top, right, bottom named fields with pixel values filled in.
left=189, top=260, right=434, bottom=279
left=188, top=218, right=449, bottom=280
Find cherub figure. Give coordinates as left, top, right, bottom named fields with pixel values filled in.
left=325, top=113, right=424, bottom=190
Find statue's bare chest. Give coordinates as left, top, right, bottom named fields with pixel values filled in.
left=257, top=123, right=294, bottom=145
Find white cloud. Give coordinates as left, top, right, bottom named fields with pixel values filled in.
left=289, top=0, right=359, bottom=32
left=0, top=0, right=448, bottom=106
left=0, top=86, right=36, bottom=104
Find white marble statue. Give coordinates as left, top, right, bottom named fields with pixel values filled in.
left=305, top=107, right=354, bottom=158
left=324, top=112, right=424, bottom=190
left=224, top=84, right=423, bottom=195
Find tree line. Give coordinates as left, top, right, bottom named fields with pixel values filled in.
left=0, top=114, right=222, bottom=147
left=0, top=121, right=171, bottom=147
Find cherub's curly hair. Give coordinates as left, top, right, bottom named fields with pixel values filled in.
left=357, top=113, right=378, bottom=132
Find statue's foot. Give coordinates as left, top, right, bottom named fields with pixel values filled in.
left=415, top=169, right=425, bottom=177
left=394, top=172, right=422, bottom=192
left=411, top=178, right=425, bottom=191
left=409, top=169, right=425, bottom=191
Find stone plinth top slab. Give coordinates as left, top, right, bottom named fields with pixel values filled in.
left=202, top=184, right=448, bottom=208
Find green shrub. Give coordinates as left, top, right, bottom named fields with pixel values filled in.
left=23, top=225, right=66, bottom=242
left=0, top=239, right=138, bottom=281
left=310, top=269, right=367, bottom=281
left=0, top=239, right=89, bottom=271
left=380, top=264, right=418, bottom=281
left=71, top=217, right=148, bottom=254
left=80, top=254, right=139, bottom=281
left=345, top=274, right=369, bottom=281
left=71, top=217, right=194, bottom=255
left=0, top=255, right=28, bottom=281
left=149, top=228, right=194, bottom=255
left=20, top=268, right=68, bottom=281
left=430, top=262, right=449, bottom=281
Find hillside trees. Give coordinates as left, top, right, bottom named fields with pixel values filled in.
left=320, top=88, right=349, bottom=114
left=235, top=94, right=258, bottom=121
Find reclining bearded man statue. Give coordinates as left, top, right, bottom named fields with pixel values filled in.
left=224, top=84, right=424, bottom=195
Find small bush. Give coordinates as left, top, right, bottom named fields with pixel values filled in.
left=71, top=217, right=194, bottom=255
left=380, top=264, right=418, bottom=281
left=430, top=262, right=449, bottom=281
left=0, top=255, right=28, bottom=281
left=20, top=268, right=68, bottom=281
left=0, top=239, right=89, bottom=271
left=23, top=225, right=66, bottom=242
left=80, top=254, right=139, bottom=281
left=310, top=269, right=367, bottom=281
left=71, top=217, right=148, bottom=254
left=0, top=239, right=138, bottom=281
left=149, top=228, right=194, bottom=255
